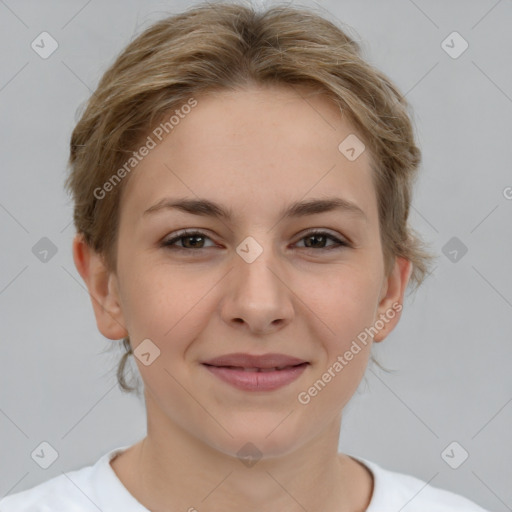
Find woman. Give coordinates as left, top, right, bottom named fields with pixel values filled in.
left=0, top=2, right=491, bottom=510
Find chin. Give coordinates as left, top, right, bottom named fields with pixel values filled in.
left=205, top=419, right=309, bottom=462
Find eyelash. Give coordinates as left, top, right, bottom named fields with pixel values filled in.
left=161, top=229, right=350, bottom=253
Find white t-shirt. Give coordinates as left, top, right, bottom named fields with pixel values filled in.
left=0, top=445, right=491, bottom=511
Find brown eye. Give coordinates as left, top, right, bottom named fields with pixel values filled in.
left=295, top=231, right=349, bottom=250
left=161, top=229, right=349, bottom=253
left=162, top=230, right=215, bottom=250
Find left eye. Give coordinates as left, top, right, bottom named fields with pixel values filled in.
left=161, top=230, right=349, bottom=251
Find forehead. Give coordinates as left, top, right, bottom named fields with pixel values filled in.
left=119, top=84, right=378, bottom=226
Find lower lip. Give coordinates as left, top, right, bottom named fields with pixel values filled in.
left=203, top=363, right=309, bottom=391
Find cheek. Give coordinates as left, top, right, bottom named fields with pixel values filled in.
left=299, top=265, right=382, bottom=339
left=122, top=251, right=381, bottom=348
left=120, top=262, right=217, bottom=355
left=295, top=273, right=377, bottom=414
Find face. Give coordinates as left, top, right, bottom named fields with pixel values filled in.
left=75, top=84, right=411, bottom=459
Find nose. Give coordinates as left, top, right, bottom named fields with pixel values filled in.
left=220, top=239, right=295, bottom=336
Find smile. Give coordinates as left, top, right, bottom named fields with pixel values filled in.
left=202, top=362, right=309, bottom=391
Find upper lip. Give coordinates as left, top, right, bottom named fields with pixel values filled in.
left=202, top=353, right=309, bottom=369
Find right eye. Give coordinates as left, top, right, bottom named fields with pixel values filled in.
left=161, top=230, right=217, bottom=251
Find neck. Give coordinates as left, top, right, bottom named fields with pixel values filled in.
left=112, top=394, right=373, bottom=512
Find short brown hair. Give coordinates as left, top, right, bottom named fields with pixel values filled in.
left=65, top=1, right=436, bottom=394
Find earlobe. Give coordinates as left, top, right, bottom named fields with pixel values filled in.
left=373, top=257, right=412, bottom=343
left=72, top=233, right=128, bottom=340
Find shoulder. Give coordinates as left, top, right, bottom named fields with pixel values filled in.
left=0, top=466, right=97, bottom=511
left=0, top=446, right=132, bottom=512
left=352, top=456, right=491, bottom=512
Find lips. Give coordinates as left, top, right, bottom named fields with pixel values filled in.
left=224, top=366, right=301, bottom=372
left=201, top=353, right=310, bottom=391
left=201, top=352, right=308, bottom=370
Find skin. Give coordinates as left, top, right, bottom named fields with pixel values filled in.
left=73, top=83, right=411, bottom=512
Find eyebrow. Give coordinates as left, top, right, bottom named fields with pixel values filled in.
left=143, top=196, right=367, bottom=222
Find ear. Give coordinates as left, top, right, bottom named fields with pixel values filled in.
left=72, top=233, right=128, bottom=340
left=373, top=256, right=412, bottom=343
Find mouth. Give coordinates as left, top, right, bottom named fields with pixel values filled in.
left=202, top=352, right=309, bottom=369
left=201, top=353, right=310, bottom=391
left=203, top=363, right=308, bottom=372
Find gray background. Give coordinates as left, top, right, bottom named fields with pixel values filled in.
left=0, top=0, right=511, bottom=510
